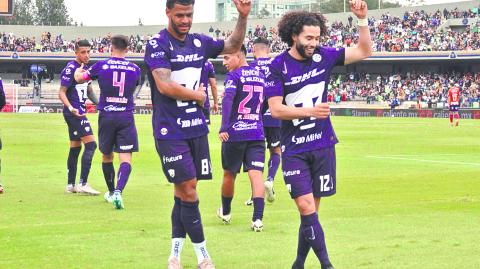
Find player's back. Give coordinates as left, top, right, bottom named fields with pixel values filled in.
left=89, top=57, right=140, bottom=113
left=251, top=57, right=281, bottom=128
left=449, top=87, right=460, bottom=104
left=223, top=65, right=265, bottom=142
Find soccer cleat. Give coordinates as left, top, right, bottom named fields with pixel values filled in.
left=197, top=258, right=215, bottom=269
left=65, top=184, right=76, bottom=193
left=113, top=191, right=124, bottom=209
left=0, top=184, right=4, bottom=194
left=104, top=192, right=114, bottom=203
left=75, top=183, right=100, bottom=195
left=251, top=219, right=263, bottom=232
left=216, top=207, right=231, bottom=224
left=264, top=181, right=276, bottom=203
left=167, top=256, right=183, bottom=269
left=244, top=197, right=253, bottom=206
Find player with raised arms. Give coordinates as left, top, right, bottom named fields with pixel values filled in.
left=216, top=45, right=266, bottom=231
left=448, top=83, right=461, bottom=127
left=265, top=1, right=372, bottom=268
left=144, top=0, right=252, bottom=268
left=74, top=35, right=141, bottom=209
left=58, top=40, right=100, bottom=196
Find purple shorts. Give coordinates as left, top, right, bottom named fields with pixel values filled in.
left=63, top=113, right=93, bottom=141
left=282, top=146, right=336, bottom=199
left=222, top=140, right=265, bottom=174
left=449, top=104, right=459, bottom=112
left=155, top=135, right=212, bottom=184
left=264, top=127, right=281, bottom=149
left=98, top=112, right=138, bottom=154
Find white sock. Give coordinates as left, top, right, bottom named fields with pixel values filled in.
left=192, top=240, right=210, bottom=263
left=169, top=238, right=186, bottom=261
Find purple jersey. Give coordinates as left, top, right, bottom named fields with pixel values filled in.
left=200, top=60, right=216, bottom=109
left=0, top=78, right=5, bottom=110
left=60, top=61, right=91, bottom=115
left=265, top=47, right=345, bottom=156
left=144, top=29, right=224, bottom=140
left=88, top=57, right=141, bottom=113
left=221, top=66, right=265, bottom=142
left=250, top=57, right=281, bottom=128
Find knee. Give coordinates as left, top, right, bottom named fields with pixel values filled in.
left=296, top=198, right=316, bottom=215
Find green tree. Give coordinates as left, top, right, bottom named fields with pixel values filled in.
left=35, top=0, right=72, bottom=26
left=0, top=0, right=36, bottom=25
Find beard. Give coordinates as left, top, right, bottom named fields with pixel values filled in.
left=295, top=42, right=315, bottom=59
left=170, top=19, right=191, bottom=37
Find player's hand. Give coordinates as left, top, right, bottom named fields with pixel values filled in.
left=219, top=132, right=229, bottom=142
left=74, top=63, right=88, bottom=82
left=349, top=0, right=368, bottom=19
left=212, top=102, right=219, bottom=113
left=309, top=103, right=330, bottom=119
left=195, top=83, right=207, bottom=108
left=233, top=0, right=251, bottom=19
left=70, top=107, right=83, bottom=118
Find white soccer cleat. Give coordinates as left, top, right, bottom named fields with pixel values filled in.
left=113, top=191, right=125, bottom=209
left=65, top=184, right=76, bottom=193
left=251, top=219, right=263, bottom=232
left=244, top=198, right=253, bottom=206
left=197, top=258, right=215, bottom=269
left=167, top=256, right=183, bottom=269
left=104, top=191, right=114, bottom=203
left=264, top=181, right=276, bottom=203
left=75, top=183, right=100, bottom=195
left=216, top=207, right=231, bottom=224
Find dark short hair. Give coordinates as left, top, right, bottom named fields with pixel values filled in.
left=278, top=11, right=328, bottom=47
left=166, top=0, right=195, bottom=9
left=75, top=39, right=91, bottom=51
left=240, top=44, right=247, bottom=55
left=253, top=37, right=269, bottom=46
left=111, top=35, right=129, bottom=50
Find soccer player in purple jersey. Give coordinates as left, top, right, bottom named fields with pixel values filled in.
left=217, top=45, right=266, bottom=231
left=144, top=0, right=251, bottom=268
left=200, top=60, right=219, bottom=124
left=245, top=37, right=280, bottom=205
left=0, top=78, right=4, bottom=194
left=265, top=1, right=372, bottom=268
left=74, top=35, right=141, bottom=210
left=58, top=40, right=100, bottom=196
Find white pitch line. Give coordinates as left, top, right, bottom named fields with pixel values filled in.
left=366, top=156, right=480, bottom=167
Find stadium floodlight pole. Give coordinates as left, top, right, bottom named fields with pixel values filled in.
left=344, top=0, right=346, bottom=12
left=379, top=0, right=381, bottom=10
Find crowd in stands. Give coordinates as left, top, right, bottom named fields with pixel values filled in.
left=327, top=71, right=480, bottom=108
left=1, top=7, right=480, bottom=54
left=0, top=32, right=149, bottom=53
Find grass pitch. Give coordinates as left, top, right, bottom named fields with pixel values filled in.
left=0, top=114, right=479, bottom=269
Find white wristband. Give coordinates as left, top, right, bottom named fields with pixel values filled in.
left=68, top=105, right=74, bottom=112
left=358, top=18, right=368, bottom=27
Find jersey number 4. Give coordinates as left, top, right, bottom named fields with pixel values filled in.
left=113, top=71, right=126, bottom=97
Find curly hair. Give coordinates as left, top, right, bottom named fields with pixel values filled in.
left=278, top=11, right=328, bottom=47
